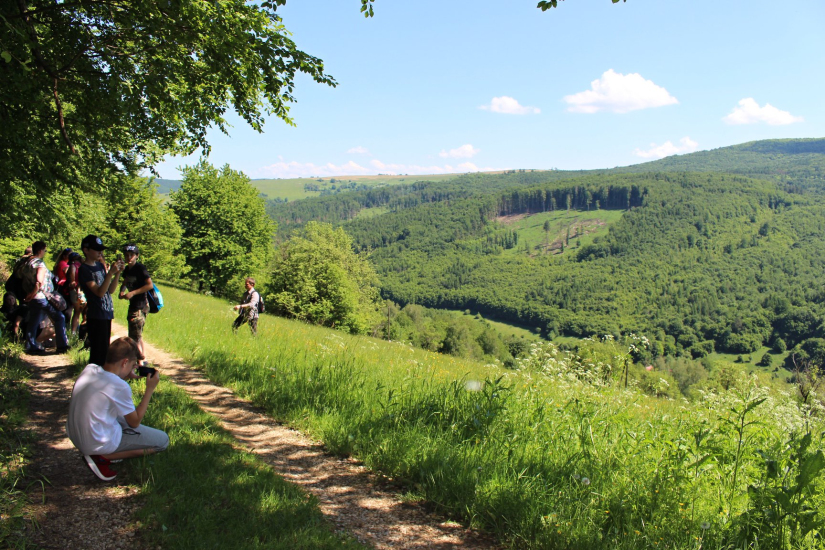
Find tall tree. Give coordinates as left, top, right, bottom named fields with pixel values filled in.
left=268, top=222, right=380, bottom=334
left=104, top=177, right=189, bottom=281
left=537, top=0, right=626, bottom=11
left=170, top=162, right=274, bottom=293
left=0, top=0, right=335, bottom=231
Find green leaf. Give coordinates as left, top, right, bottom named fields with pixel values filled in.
left=796, top=450, right=825, bottom=490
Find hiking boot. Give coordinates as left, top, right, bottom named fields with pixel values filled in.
left=83, top=455, right=117, bottom=481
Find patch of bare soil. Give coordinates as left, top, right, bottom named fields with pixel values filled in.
left=21, top=325, right=501, bottom=549
left=494, top=213, right=529, bottom=225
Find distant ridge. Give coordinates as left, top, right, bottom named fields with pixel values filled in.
left=616, top=137, right=825, bottom=192
left=155, top=178, right=182, bottom=194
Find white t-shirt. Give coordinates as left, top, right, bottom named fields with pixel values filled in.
left=30, top=257, right=53, bottom=300
left=66, top=364, right=136, bottom=455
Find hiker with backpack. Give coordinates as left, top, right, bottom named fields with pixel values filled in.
left=78, top=235, right=123, bottom=366
left=232, top=277, right=262, bottom=336
left=118, top=244, right=153, bottom=360
left=2, top=246, right=33, bottom=340
left=23, top=241, right=70, bottom=355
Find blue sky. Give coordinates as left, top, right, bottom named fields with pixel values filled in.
left=154, top=0, right=825, bottom=180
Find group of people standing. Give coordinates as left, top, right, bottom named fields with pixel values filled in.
left=2, top=235, right=164, bottom=482
left=2, top=235, right=154, bottom=364
left=3, top=238, right=265, bottom=482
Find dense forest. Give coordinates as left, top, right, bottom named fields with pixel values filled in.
left=267, top=139, right=825, bottom=363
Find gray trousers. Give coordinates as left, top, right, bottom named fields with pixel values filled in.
left=114, top=417, right=170, bottom=454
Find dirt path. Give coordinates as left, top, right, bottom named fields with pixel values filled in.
left=21, top=325, right=500, bottom=549
left=21, top=351, right=143, bottom=550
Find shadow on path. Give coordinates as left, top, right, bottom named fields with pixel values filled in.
left=21, top=352, right=142, bottom=550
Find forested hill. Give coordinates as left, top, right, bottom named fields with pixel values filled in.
left=266, top=169, right=591, bottom=236
left=346, top=171, right=825, bottom=360
left=263, top=138, right=825, bottom=360
left=617, top=138, right=825, bottom=193
left=265, top=138, right=825, bottom=236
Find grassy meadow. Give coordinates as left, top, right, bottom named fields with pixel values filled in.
left=128, top=285, right=825, bottom=549
left=438, top=308, right=543, bottom=341
left=252, top=173, right=463, bottom=202
left=494, top=208, right=625, bottom=257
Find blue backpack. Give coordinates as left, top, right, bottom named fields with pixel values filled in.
left=147, top=284, right=164, bottom=313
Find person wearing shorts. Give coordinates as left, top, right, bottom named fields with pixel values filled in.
left=66, top=252, right=86, bottom=335
left=66, top=336, right=168, bottom=481
left=118, top=244, right=153, bottom=360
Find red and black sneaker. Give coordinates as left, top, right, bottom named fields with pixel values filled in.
left=83, top=455, right=117, bottom=481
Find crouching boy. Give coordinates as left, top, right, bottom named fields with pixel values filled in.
left=66, top=336, right=169, bottom=481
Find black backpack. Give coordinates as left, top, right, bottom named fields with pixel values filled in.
left=256, top=291, right=265, bottom=314
left=13, top=256, right=38, bottom=297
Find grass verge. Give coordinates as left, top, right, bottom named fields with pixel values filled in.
left=67, top=339, right=362, bottom=549
left=124, top=377, right=363, bottom=549
left=0, top=338, right=37, bottom=549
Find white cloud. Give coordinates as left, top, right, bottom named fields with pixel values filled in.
left=479, top=96, right=540, bottom=115
left=347, top=146, right=370, bottom=154
left=255, top=160, right=371, bottom=179
left=456, top=162, right=479, bottom=172
left=723, top=98, right=803, bottom=125
left=564, top=69, right=678, bottom=114
left=633, top=137, right=699, bottom=159
left=256, top=159, right=494, bottom=178
left=439, top=144, right=479, bottom=159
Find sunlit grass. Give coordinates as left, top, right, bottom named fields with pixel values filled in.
left=120, top=377, right=364, bottom=549
left=128, top=285, right=825, bottom=549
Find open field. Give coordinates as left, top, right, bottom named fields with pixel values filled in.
left=253, top=173, right=468, bottom=202
left=157, top=172, right=482, bottom=202
left=438, top=308, right=544, bottom=342
left=125, top=284, right=825, bottom=549
left=496, top=209, right=625, bottom=257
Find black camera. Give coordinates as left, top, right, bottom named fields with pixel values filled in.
left=137, top=362, right=157, bottom=377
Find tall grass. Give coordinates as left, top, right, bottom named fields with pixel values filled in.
left=132, top=285, right=825, bottom=549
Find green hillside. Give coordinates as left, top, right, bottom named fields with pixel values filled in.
left=254, top=173, right=461, bottom=202
left=619, top=137, right=825, bottom=193
left=263, top=139, right=825, bottom=362
left=266, top=169, right=585, bottom=236
left=121, top=285, right=825, bottom=550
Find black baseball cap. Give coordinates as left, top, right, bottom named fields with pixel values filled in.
left=80, top=235, right=107, bottom=251
left=123, top=244, right=140, bottom=255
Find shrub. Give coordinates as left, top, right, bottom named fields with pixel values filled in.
left=724, top=333, right=762, bottom=354
left=689, top=340, right=715, bottom=358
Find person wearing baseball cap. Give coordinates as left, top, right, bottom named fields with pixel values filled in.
left=118, top=244, right=153, bottom=360
left=79, top=235, right=123, bottom=366
left=80, top=235, right=107, bottom=251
